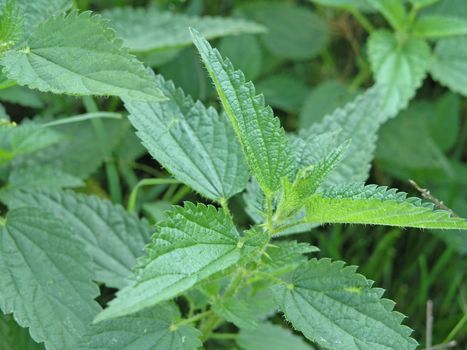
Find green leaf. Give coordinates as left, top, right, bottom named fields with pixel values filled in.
left=1, top=12, right=166, bottom=101
left=368, top=30, right=431, bottom=118
left=262, top=241, right=318, bottom=273
left=1, top=189, right=152, bottom=289
left=305, top=184, right=467, bottom=229
left=431, top=36, right=467, bottom=97
left=6, top=165, right=83, bottom=190
left=191, top=29, right=295, bottom=196
left=367, top=0, right=407, bottom=29
left=311, top=0, right=372, bottom=11
left=0, top=208, right=100, bottom=350
left=1, top=314, right=45, bottom=350
left=0, top=0, right=71, bottom=36
left=297, top=87, right=384, bottom=186
left=102, top=6, right=265, bottom=53
left=79, top=303, right=202, bottom=350
left=0, top=86, right=44, bottom=108
left=256, top=73, right=310, bottom=113
left=421, top=0, right=467, bottom=19
left=0, top=0, right=22, bottom=51
left=94, top=203, right=264, bottom=322
left=299, top=80, right=359, bottom=129
left=218, top=35, right=262, bottom=81
left=413, top=15, right=467, bottom=38
left=125, top=74, right=249, bottom=201
left=238, top=2, right=329, bottom=60
left=272, top=258, right=418, bottom=350
left=212, top=297, right=258, bottom=330
left=237, top=322, right=315, bottom=350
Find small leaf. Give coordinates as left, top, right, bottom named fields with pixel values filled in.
left=79, top=303, right=202, bottom=350
left=368, top=30, right=431, bottom=118
left=191, top=29, right=295, bottom=196
left=125, top=74, right=249, bottom=201
left=413, top=15, right=467, bottom=38
left=94, top=203, right=265, bottom=322
left=213, top=297, right=258, bottom=330
left=102, top=6, right=265, bottom=53
left=305, top=184, right=467, bottom=229
left=272, top=258, right=418, bottom=350
left=237, top=322, right=315, bottom=350
left=0, top=208, right=101, bottom=350
left=1, top=189, right=152, bottom=289
left=1, top=12, right=166, bottom=101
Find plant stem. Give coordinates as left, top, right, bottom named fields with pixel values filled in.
left=266, top=194, right=274, bottom=234
left=220, top=197, right=230, bottom=216
left=42, top=112, right=121, bottom=127
left=173, top=310, right=212, bottom=328
left=443, top=313, right=466, bottom=343
left=349, top=7, right=374, bottom=33
left=127, top=178, right=180, bottom=213
left=169, top=185, right=191, bottom=204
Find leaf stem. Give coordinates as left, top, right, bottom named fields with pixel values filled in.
left=220, top=197, right=231, bottom=216
left=266, top=194, right=274, bottom=234
left=127, top=178, right=180, bottom=213
left=42, top=112, right=122, bottom=127
left=173, top=310, right=212, bottom=329
left=349, top=7, right=374, bottom=33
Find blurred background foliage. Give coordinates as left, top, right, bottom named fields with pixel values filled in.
left=1, top=0, right=466, bottom=348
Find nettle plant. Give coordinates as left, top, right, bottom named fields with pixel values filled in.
left=1, top=2, right=467, bottom=350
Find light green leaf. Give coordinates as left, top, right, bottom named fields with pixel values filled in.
left=1, top=314, right=45, bottom=350
left=273, top=258, right=418, bottom=350
left=95, top=203, right=264, bottom=322
left=368, top=30, right=431, bottom=118
left=1, top=12, right=165, bottom=101
left=79, top=303, right=201, bottom=350
left=213, top=297, right=258, bottom=330
left=431, top=36, right=467, bottom=96
left=413, top=15, right=467, bottom=38
left=6, top=165, right=83, bottom=190
left=125, top=74, right=249, bottom=201
left=0, top=208, right=101, bottom=350
left=238, top=2, right=329, bottom=60
left=0, top=86, right=43, bottom=108
left=237, top=322, right=314, bottom=350
left=421, top=0, right=467, bottom=19
left=191, top=29, right=295, bottom=196
left=367, top=0, right=407, bottom=29
left=262, top=241, right=318, bottom=273
left=0, top=0, right=22, bottom=51
left=1, top=189, right=152, bottom=289
left=297, top=87, right=384, bottom=186
left=102, top=6, right=265, bottom=53
left=305, top=184, right=467, bottom=229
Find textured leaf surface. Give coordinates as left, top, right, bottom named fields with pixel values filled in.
left=273, top=258, right=418, bottom=350
left=368, top=30, right=430, bottom=118
left=431, top=36, right=467, bottom=97
left=297, top=87, right=384, bottom=186
left=0, top=0, right=22, bottom=48
left=79, top=303, right=201, bottom=350
left=0, top=208, right=100, bottom=350
left=95, top=203, right=263, bottom=321
left=237, top=322, right=314, bottom=350
left=239, top=2, right=328, bottom=60
left=103, top=6, right=265, bottom=52
left=191, top=29, right=295, bottom=195
left=305, top=184, right=467, bottom=229
left=0, top=314, right=45, bottom=350
left=1, top=189, right=152, bottom=289
left=1, top=12, right=165, bottom=101
left=212, top=297, right=258, bottom=330
left=125, top=74, right=248, bottom=201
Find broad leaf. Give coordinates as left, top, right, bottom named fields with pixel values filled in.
left=297, top=87, right=384, bottom=186
left=368, top=30, right=430, bottom=118
left=272, top=258, right=418, bottom=350
left=1, top=189, right=152, bottom=289
left=1, top=314, right=45, bottom=350
left=102, top=6, right=265, bottom=53
left=125, top=74, right=249, bottom=201
left=0, top=86, right=44, bottom=108
left=1, top=12, right=165, bottom=101
left=413, top=15, right=467, bottom=38
left=79, top=303, right=201, bottom=350
left=6, top=165, right=83, bottom=190
left=237, top=322, right=314, bottom=350
left=0, top=208, right=100, bottom=350
left=95, top=203, right=265, bottom=322
left=367, top=0, right=406, bottom=29
left=0, top=0, right=22, bottom=51
left=305, top=184, right=467, bottom=229
left=191, top=29, right=295, bottom=196
left=431, top=36, right=467, bottom=97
